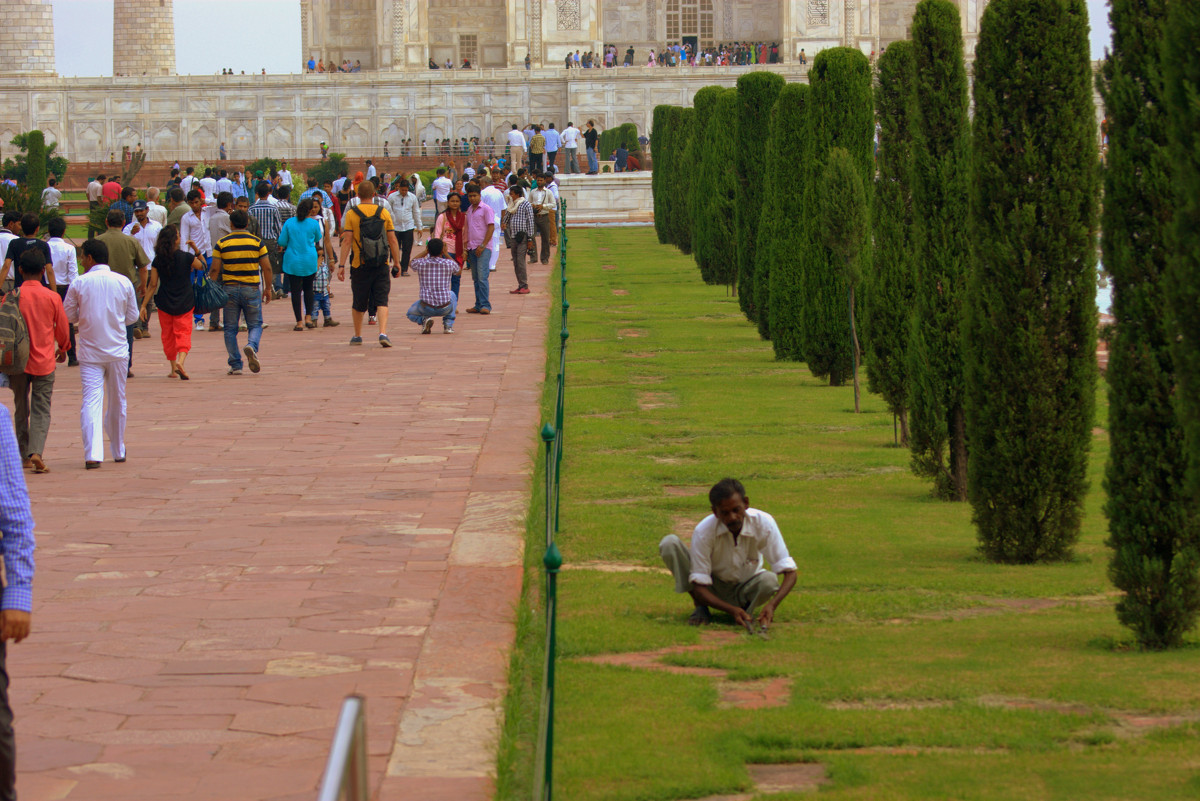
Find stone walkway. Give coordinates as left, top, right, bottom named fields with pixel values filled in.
left=6, top=253, right=549, bottom=800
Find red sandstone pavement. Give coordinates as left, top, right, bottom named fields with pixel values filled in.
left=2, top=251, right=551, bottom=800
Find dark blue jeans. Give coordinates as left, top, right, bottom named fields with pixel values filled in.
left=222, top=284, right=263, bottom=369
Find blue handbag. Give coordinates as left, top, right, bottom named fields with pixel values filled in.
left=192, top=274, right=228, bottom=314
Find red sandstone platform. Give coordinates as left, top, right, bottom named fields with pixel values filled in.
left=3, top=251, right=550, bottom=800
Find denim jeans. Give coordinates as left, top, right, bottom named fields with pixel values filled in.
left=406, top=294, right=457, bottom=328
left=314, top=292, right=332, bottom=319
left=466, top=248, right=491, bottom=311
left=222, top=284, right=263, bottom=369
left=586, top=147, right=598, bottom=173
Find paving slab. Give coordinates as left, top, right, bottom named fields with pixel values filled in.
left=3, top=249, right=552, bottom=799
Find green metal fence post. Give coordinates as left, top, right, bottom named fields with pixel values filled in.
left=537, top=542, right=562, bottom=801
left=541, top=423, right=556, bottom=551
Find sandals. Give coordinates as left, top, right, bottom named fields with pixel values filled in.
left=29, top=455, right=49, bottom=474
left=305, top=320, right=317, bottom=329
left=174, top=365, right=189, bottom=381
left=293, top=324, right=305, bottom=331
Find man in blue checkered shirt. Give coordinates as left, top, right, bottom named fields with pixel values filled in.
left=407, top=238, right=461, bottom=334
left=0, top=405, right=35, bottom=799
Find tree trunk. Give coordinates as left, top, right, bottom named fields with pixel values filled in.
left=849, top=282, right=861, bottom=413
left=951, top=404, right=968, bottom=501
left=899, top=407, right=910, bottom=448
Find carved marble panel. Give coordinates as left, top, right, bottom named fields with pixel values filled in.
left=304, top=94, right=334, bottom=112
left=187, top=98, right=216, bottom=114
left=148, top=97, right=181, bottom=114
left=112, top=99, right=142, bottom=114
left=229, top=96, right=261, bottom=112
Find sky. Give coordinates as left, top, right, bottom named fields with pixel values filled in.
left=52, top=0, right=1114, bottom=78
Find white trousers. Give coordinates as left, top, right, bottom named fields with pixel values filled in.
left=489, top=234, right=500, bottom=271
left=80, top=360, right=127, bottom=463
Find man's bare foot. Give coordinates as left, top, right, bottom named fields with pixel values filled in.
left=687, top=607, right=712, bottom=626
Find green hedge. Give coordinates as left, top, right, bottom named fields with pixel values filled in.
left=966, top=0, right=1099, bottom=562
left=669, top=107, right=696, bottom=254
left=734, top=72, right=785, bottom=329
left=761, top=84, right=811, bottom=361
left=651, top=105, right=675, bottom=244
left=687, top=86, right=727, bottom=274
left=693, top=89, right=739, bottom=286
left=796, top=47, right=873, bottom=384
left=906, top=0, right=975, bottom=500
left=864, top=41, right=918, bottom=443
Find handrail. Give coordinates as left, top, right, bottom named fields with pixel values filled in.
left=317, top=695, right=369, bottom=801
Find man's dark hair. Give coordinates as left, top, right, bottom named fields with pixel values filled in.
left=106, top=209, right=125, bottom=228
left=47, top=177, right=56, bottom=187
left=709, top=478, right=747, bottom=508
left=274, top=186, right=290, bottom=200
left=47, top=217, right=66, bottom=238
left=82, top=238, right=108, bottom=264
left=549, top=123, right=556, bottom=130
left=18, top=249, right=45, bottom=276
left=619, top=141, right=627, bottom=149
left=19, top=214, right=39, bottom=236
left=436, top=168, right=445, bottom=176
left=1, top=212, right=18, bottom=227
left=220, top=169, right=227, bottom=178
left=465, top=183, right=480, bottom=196
left=168, top=187, right=184, bottom=203
left=511, top=124, right=518, bottom=130
left=229, top=209, right=249, bottom=229
left=217, top=191, right=233, bottom=210
left=97, top=174, right=106, bottom=181
left=186, top=167, right=194, bottom=175
left=186, top=189, right=202, bottom=202
left=307, top=177, right=317, bottom=188
left=427, top=237, right=445, bottom=257
left=121, top=186, right=136, bottom=200
left=255, top=181, right=271, bottom=198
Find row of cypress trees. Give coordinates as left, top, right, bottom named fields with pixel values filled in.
left=651, top=0, right=1200, bottom=646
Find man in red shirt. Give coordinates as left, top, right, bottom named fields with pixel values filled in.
left=8, top=251, right=69, bottom=473
left=101, top=177, right=122, bottom=203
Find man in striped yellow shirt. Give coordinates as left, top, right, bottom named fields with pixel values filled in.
left=211, top=210, right=273, bottom=376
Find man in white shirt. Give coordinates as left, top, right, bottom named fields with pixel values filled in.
left=215, top=169, right=233, bottom=195
left=659, top=478, right=797, bottom=629
left=0, top=213, right=17, bottom=272
left=179, top=189, right=214, bottom=329
left=543, top=123, right=562, bottom=172
left=46, top=217, right=78, bottom=365
left=431, top=168, right=453, bottom=219
left=63, top=238, right=140, bottom=469
left=278, top=163, right=293, bottom=193
left=561, top=122, right=581, bottom=174
left=145, top=187, right=168, bottom=226
left=365, top=160, right=376, bottom=181
left=199, top=169, right=218, bottom=205
left=386, top=181, right=422, bottom=277
left=180, top=167, right=197, bottom=196
left=479, top=172, right=507, bottom=273
left=40, top=178, right=61, bottom=209
left=505, top=125, right=526, bottom=171
left=122, top=202, right=161, bottom=263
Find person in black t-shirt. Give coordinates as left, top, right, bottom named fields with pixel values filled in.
left=1, top=214, right=54, bottom=291
left=583, top=121, right=600, bottom=174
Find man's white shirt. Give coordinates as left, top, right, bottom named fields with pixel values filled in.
left=480, top=187, right=506, bottom=241
left=387, top=191, right=421, bottom=232
left=47, top=237, right=77, bottom=287
left=432, top=177, right=453, bottom=203
left=506, top=129, right=525, bottom=149
left=146, top=201, right=168, bottom=226
left=123, top=219, right=162, bottom=261
left=365, top=164, right=377, bottom=180
left=279, top=169, right=293, bottom=186
left=216, top=177, right=233, bottom=194
left=199, top=176, right=218, bottom=203
left=687, top=508, right=797, bottom=587
left=179, top=208, right=212, bottom=256
left=63, top=264, right=140, bottom=363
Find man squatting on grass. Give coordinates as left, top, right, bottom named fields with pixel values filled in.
left=660, top=478, right=797, bottom=627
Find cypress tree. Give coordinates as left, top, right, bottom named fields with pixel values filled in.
left=698, top=89, right=741, bottom=287
left=669, top=106, right=695, bottom=254
left=1164, top=0, right=1200, bottom=500
left=1103, top=0, right=1199, bottom=649
left=25, top=130, right=47, bottom=198
left=819, top=148, right=868, bottom=412
left=906, top=0, right=973, bottom=499
left=797, top=48, right=873, bottom=385
left=651, top=105, right=675, bottom=245
left=688, top=86, right=727, bottom=279
left=735, top=71, right=785, bottom=328
left=760, top=83, right=811, bottom=360
left=966, top=0, right=1099, bottom=563
left=865, top=41, right=917, bottom=445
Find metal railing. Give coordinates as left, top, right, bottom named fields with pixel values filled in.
left=317, top=695, right=369, bottom=801
left=534, top=198, right=569, bottom=801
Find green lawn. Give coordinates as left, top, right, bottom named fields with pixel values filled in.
left=497, top=227, right=1200, bottom=801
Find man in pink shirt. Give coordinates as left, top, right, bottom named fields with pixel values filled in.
left=101, top=178, right=122, bottom=203
left=462, top=183, right=496, bottom=315
left=8, top=251, right=70, bottom=474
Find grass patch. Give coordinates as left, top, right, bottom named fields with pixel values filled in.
left=496, top=228, right=1199, bottom=801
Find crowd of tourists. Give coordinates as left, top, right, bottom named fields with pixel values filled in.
left=647, top=41, right=783, bottom=67
left=0, top=147, right=564, bottom=475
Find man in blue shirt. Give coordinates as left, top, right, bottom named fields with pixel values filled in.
left=543, top=123, right=561, bottom=171
left=111, top=186, right=137, bottom=226
left=0, top=404, right=36, bottom=799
